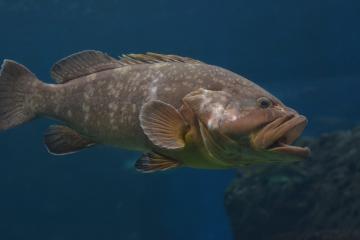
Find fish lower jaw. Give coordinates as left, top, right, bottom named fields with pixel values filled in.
left=269, top=142, right=311, bottom=158
left=252, top=115, right=310, bottom=158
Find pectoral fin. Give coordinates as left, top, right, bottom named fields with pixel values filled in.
left=44, top=125, right=95, bottom=155
left=135, top=152, right=181, bottom=173
left=140, top=100, right=188, bottom=149
left=198, top=120, right=241, bottom=164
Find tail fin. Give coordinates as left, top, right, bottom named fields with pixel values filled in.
left=0, top=60, right=42, bottom=131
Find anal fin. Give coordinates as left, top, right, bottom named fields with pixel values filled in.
left=135, top=152, right=180, bottom=173
left=44, top=125, right=95, bottom=155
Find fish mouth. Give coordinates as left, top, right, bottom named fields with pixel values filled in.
left=252, top=114, right=310, bottom=158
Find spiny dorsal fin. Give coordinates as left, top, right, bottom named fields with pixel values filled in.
left=135, top=152, right=181, bottom=173
left=44, top=125, right=95, bottom=155
left=119, top=52, right=203, bottom=65
left=51, top=50, right=123, bottom=84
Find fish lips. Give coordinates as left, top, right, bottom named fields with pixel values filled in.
left=252, top=114, right=311, bottom=158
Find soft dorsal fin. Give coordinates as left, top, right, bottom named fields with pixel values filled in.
left=119, top=52, right=202, bottom=65
left=135, top=152, right=180, bottom=173
left=44, top=125, right=95, bottom=155
left=51, top=50, right=123, bottom=84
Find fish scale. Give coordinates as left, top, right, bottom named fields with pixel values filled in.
left=0, top=50, right=310, bottom=172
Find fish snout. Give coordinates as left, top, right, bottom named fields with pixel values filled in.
left=282, top=115, right=307, bottom=145
left=251, top=114, right=310, bottom=158
left=274, top=105, right=299, bottom=116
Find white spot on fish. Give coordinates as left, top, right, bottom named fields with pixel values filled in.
left=84, top=113, right=89, bottom=122
left=149, top=78, right=159, bottom=99
left=151, top=63, right=169, bottom=69
left=86, top=74, right=97, bottom=82
left=120, top=66, right=131, bottom=73
left=54, top=105, right=60, bottom=114
left=150, top=85, right=158, bottom=99
left=84, top=92, right=90, bottom=100
left=108, top=102, right=118, bottom=111
left=82, top=104, right=90, bottom=112
left=147, top=70, right=165, bottom=100
left=229, top=115, right=237, bottom=122
left=134, top=72, right=141, bottom=80
left=109, top=112, right=115, bottom=125
left=207, top=103, right=225, bottom=130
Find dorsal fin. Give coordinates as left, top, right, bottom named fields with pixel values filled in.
left=119, top=52, right=203, bottom=65
left=51, top=51, right=202, bottom=84
left=51, top=50, right=123, bottom=84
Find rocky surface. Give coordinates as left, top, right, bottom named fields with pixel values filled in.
left=225, top=126, right=360, bottom=240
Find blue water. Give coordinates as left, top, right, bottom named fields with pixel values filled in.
left=0, top=0, right=359, bottom=239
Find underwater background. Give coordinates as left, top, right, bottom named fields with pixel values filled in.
left=0, top=0, right=359, bottom=239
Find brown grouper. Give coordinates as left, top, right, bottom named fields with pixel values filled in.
left=0, top=50, right=310, bottom=172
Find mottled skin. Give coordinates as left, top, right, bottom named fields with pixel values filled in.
left=35, top=62, right=275, bottom=167
left=0, top=52, right=309, bottom=171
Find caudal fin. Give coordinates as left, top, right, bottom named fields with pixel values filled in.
left=0, top=60, right=42, bottom=131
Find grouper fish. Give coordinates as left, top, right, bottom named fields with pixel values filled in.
left=0, top=50, right=310, bottom=172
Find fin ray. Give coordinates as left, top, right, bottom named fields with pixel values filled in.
left=0, top=60, right=42, bottom=131
left=51, top=50, right=123, bottom=84
left=140, top=100, right=187, bottom=149
left=119, top=52, right=202, bottom=66
left=51, top=51, right=203, bottom=84
left=44, top=125, right=95, bottom=155
left=135, top=152, right=180, bottom=173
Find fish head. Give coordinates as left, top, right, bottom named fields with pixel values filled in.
left=182, top=87, right=310, bottom=165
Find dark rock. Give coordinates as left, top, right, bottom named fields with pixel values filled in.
left=225, top=127, right=360, bottom=240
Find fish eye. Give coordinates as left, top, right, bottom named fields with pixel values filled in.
left=257, top=97, right=272, bottom=109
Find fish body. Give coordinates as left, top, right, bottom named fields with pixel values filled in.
left=0, top=51, right=310, bottom=172
left=41, top=61, right=246, bottom=150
